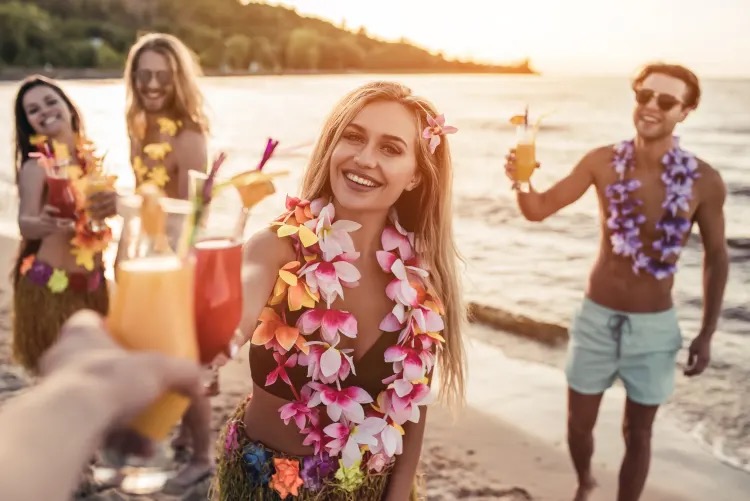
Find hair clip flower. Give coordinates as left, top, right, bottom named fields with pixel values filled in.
left=422, top=114, right=458, bottom=154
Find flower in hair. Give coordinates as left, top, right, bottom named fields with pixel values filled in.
left=422, top=114, right=458, bottom=154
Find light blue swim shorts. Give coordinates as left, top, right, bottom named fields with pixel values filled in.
left=565, top=297, right=683, bottom=406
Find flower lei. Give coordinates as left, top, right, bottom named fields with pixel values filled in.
left=249, top=196, right=445, bottom=484
left=606, top=137, right=700, bottom=279
left=132, top=117, right=181, bottom=188
left=29, top=135, right=113, bottom=272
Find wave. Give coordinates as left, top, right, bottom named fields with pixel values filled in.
left=468, top=302, right=568, bottom=346
left=727, top=238, right=750, bottom=250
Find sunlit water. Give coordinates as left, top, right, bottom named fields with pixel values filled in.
left=0, top=74, right=747, bottom=468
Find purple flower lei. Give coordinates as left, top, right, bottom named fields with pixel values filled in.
left=605, top=137, right=699, bottom=280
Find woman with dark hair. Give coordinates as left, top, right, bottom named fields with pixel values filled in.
left=11, top=75, right=117, bottom=374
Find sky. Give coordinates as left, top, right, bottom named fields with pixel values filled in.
left=266, top=0, right=750, bottom=77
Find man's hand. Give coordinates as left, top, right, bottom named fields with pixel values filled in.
left=684, top=334, right=711, bottom=377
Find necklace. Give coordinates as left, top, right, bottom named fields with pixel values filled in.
left=132, top=117, right=181, bottom=188
left=606, top=137, right=699, bottom=279
left=249, top=196, right=445, bottom=474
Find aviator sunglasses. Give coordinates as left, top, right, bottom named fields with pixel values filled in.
left=634, top=88, right=683, bottom=112
left=134, top=68, right=173, bottom=87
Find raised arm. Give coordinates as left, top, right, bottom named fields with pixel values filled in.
left=506, top=147, right=604, bottom=222
left=236, top=228, right=296, bottom=348
left=172, top=128, right=208, bottom=200
left=685, top=164, right=729, bottom=376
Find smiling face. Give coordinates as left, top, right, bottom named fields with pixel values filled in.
left=21, top=84, right=74, bottom=138
left=632, top=72, right=692, bottom=141
left=328, top=100, right=421, bottom=214
left=134, top=49, right=175, bottom=114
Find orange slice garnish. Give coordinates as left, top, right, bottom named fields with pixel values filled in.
left=137, top=184, right=166, bottom=238
left=509, top=114, right=527, bottom=126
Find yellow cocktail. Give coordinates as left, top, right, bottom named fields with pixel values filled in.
left=107, top=254, right=198, bottom=440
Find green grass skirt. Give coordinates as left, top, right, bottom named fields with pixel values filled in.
left=12, top=273, right=109, bottom=373
left=211, top=396, right=421, bottom=500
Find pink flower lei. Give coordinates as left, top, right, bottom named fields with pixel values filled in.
left=253, top=196, right=446, bottom=471
left=605, top=137, right=699, bottom=279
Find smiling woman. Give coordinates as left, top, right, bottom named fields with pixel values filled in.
left=213, top=81, right=466, bottom=500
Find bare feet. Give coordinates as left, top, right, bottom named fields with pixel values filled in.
left=573, top=477, right=598, bottom=501
left=162, top=458, right=215, bottom=495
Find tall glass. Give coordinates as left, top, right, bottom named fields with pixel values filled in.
left=105, top=194, right=197, bottom=493
left=188, top=170, right=246, bottom=366
left=46, top=168, right=78, bottom=220
left=514, top=125, right=537, bottom=192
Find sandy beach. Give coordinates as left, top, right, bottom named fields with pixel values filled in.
left=2, top=293, right=748, bottom=500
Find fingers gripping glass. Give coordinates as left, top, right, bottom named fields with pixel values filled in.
left=634, top=88, right=683, bottom=112
left=135, top=69, right=173, bottom=87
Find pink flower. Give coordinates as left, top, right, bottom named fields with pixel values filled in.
left=309, top=383, right=373, bottom=423
left=301, top=256, right=361, bottom=307
left=373, top=423, right=404, bottom=458
left=384, top=345, right=431, bottom=381
left=378, top=382, right=433, bottom=425
left=422, top=113, right=458, bottom=154
left=297, top=308, right=357, bottom=345
left=366, top=452, right=391, bottom=473
left=301, top=422, right=325, bottom=455
left=380, top=303, right=445, bottom=344
left=381, top=218, right=415, bottom=261
left=266, top=352, right=298, bottom=387
left=377, top=251, right=430, bottom=308
left=224, top=421, right=240, bottom=455
left=324, top=417, right=387, bottom=467
left=307, top=203, right=361, bottom=261
left=279, top=385, right=318, bottom=430
left=298, top=343, right=355, bottom=384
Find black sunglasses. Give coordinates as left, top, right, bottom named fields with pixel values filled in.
left=634, top=88, right=683, bottom=112
left=134, top=69, right=173, bottom=87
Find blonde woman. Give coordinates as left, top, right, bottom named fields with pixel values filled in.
left=213, top=81, right=466, bottom=500
left=122, top=32, right=213, bottom=491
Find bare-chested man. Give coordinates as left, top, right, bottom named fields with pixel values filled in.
left=505, top=63, right=729, bottom=501
left=122, top=32, right=213, bottom=492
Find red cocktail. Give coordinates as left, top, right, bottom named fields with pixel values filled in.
left=193, top=237, right=243, bottom=364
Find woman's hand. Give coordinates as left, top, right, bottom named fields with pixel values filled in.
left=86, top=190, right=118, bottom=221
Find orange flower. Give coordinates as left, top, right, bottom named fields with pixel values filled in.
left=268, top=261, right=319, bottom=311
left=251, top=307, right=309, bottom=354
left=19, top=255, right=35, bottom=275
left=269, top=458, right=304, bottom=499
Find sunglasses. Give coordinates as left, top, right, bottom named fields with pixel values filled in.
left=134, top=69, right=173, bottom=87
left=634, top=88, right=683, bottom=112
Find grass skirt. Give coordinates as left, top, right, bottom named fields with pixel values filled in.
left=12, top=272, right=108, bottom=373
left=211, top=395, right=421, bottom=500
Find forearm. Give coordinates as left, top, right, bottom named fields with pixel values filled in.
left=516, top=187, right=548, bottom=222
left=18, top=216, right=56, bottom=240
left=700, top=253, right=729, bottom=337
left=0, top=374, right=115, bottom=501
left=385, top=415, right=427, bottom=501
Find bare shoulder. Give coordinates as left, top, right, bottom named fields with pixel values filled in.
left=583, top=145, right=615, bottom=168
left=243, top=226, right=296, bottom=269
left=695, top=157, right=726, bottom=202
left=173, top=127, right=207, bottom=151
left=17, top=158, right=45, bottom=186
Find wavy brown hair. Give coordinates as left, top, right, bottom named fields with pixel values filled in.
left=300, top=81, right=466, bottom=408
left=124, top=33, right=209, bottom=140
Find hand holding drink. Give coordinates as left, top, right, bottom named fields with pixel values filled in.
left=505, top=107, right=543, bottom=192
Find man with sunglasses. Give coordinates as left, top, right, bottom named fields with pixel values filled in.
left=121, top=33, right=215, bottom=494
left=505, top=63, right=728, bottom=501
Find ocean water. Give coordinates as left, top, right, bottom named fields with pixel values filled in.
left=0, top=74, right=747, bottom=468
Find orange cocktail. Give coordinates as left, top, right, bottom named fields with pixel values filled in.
left=107, top=254, right=198, bottom=440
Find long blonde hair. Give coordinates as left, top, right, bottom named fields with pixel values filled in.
left=300, top=81, right=466, bottom=408
left=124, top=33, right=209, bottom=140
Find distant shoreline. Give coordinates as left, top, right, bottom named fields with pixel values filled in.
left=0, top=66, right=538, bottom=82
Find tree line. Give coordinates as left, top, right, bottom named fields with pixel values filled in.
left=0, top=0, right=535, bottom=74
